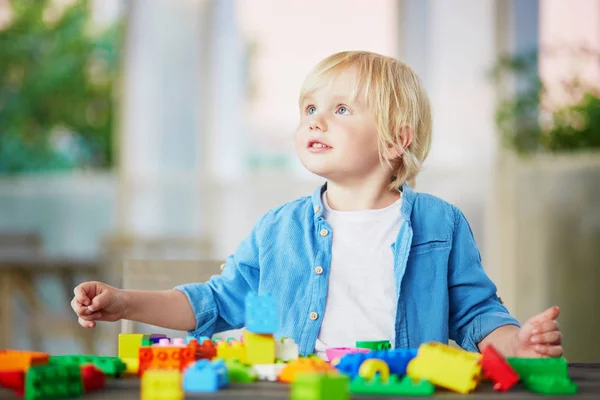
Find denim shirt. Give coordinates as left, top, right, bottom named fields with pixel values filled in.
left=176, top=182, right=519, bottom=355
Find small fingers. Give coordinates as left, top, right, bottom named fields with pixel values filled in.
left=71, top=297, right=92, bottom=316
left=73, top=285, right=90, bottom=306
left=528, top=305, right=560, bottom=326
left=77, top=311, right=103, bottom=322
left=532, top=319, right=559, bottom=334
left=535, top=344, right=563, bottom=357
left=78, top=317, right=96, bottom=328
left=531, top=331, right=562, bottom=345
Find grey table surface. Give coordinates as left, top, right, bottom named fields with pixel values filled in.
left=1, top=364, right=599, bottom=399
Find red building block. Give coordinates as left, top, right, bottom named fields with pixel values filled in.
left=195, top=339, right=217, bottom=361
left=81, top=364, right=106, bottom=392
left=481, top=345, right=519, bottom=392
left=0, top=370, right=25, bottom=396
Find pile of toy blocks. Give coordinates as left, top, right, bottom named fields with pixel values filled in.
left=123, top=293, right=302, bottom=399
left=0, top=349, right=123, bottom=399
left=290, top=340, right=578, bottom=399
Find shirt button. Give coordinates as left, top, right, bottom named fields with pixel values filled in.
left=314, top=266, right=324, bottom=275
left=314, top=205, right=320, bottom=213
left=309, top=312, right=319, bottom=320
left=319, top=229, right=329, bottom=237
left=220, top=263, right=226, bottom=271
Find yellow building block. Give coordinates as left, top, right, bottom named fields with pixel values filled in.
left=141, top=369, right=183, bottom=400
left=407, top=342, right=482, bottom=394
left=118, top=333, right=149, bottom=359
left=216, top=341, right=247, bottom=364
left=122, top=357, right=140, bottom=374
left=243, top=329, right=275, bottom=365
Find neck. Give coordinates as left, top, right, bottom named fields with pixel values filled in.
left=325, top=179, right=400, bottom=211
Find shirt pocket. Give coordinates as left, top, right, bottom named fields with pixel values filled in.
left=410, top=233, right=451, bottom=255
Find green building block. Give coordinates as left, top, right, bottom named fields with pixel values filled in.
left=350, top=375, right=434, bottom=396
left=291, top=373, right=350, bottom=400
left=224, top=359, right=257, bottom=383
left=506, top=357, right=568, bottom=378
left=356, top=340, right=391, bottom=351
left=25, top=364, right=83, bottom=400
left=524, top=375, right=578, bottom=395
left=50, top=355, right=126, bottom=377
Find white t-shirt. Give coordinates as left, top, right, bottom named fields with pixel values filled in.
left=314, top=191, right=402, bottom=359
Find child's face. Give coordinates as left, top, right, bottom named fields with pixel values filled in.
left=295, top=67, right=383, bottom=184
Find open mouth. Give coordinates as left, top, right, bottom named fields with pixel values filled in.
left=307, top=139, right=332, bottom=150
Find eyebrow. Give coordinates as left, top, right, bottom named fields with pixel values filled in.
left=301, top=94, right=361, bottom=106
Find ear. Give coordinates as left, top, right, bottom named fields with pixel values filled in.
left=384, top=125, right=413, bottom=161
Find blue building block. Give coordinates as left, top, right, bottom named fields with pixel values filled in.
left=183, top=360, right=229, bottom=392
left=245, top=293, right=278, bottom=334
left=335, top=349, right=417, bottom=378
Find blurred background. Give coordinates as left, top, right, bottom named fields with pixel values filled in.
left=0, top=0, right=598, bottom=361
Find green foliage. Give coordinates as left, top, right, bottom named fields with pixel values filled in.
left=492, top=48, right=600, bottom=155
left=0, top=0, right=122, bottom=173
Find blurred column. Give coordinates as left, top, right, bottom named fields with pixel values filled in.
left=204, top=0, right=246, bottom=182
left=116, top=0, right=211, bottom=257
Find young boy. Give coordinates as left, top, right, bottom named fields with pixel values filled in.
left=72, top=51, right=563, bottom=359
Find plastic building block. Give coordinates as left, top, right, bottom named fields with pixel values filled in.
left=149, top=334, right=168, bottom=345
left=334, top=348, right=417, bottom=378
left=407, top=342, right=482, bottom=394
left=80, top=365, right=105, bottom=393
left=279, top=357, right=338, bottom=383
left=245, top=292, right=279, bottom=334
left=216, top=340, right=246, bottom=363
left=358, top=359, right=390, bottom=383
left=183, top=360, right=229, bottom=392
left=480, top=345, right=519, bottom=391
left=25, top=363, right=83, bottom=400
left=243, top=329, right=275, bottom=365
left=326, top=347, right=370, bottom=363
left=0, top=350, right=49, bottom=371
left=356, top=340, right=392, bottom=351
left=524, top=375, right=578, bottom=395
left=252, top=363, right=286, bottom=381
left=49, top=355, right=126, bottom=377
left=138, top=342, right=196, bottom=376
left=350, top=375, right=434, bottom=396
left=192, top=339, right=217, bottom=361
left=0, top=370, right=25, bottom=396
left=121, top=357, right=139, bottom=374
left=506, top=357, right=568, bottom=378
left=118, top=333, right=150, bottom=359
left=275, top=337, right=299, bottom=362
left=291, top=373, right=350, bottom=400
left=224, top=359, right=257, bottom=383
left=141, top=369, right=183, bottom=400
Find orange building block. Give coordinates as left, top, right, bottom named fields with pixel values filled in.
left=279, top=357, right=338, bottom=383
left=0, top=350, right=49, bottom=372
left=138, top=341, right=196, bottom=376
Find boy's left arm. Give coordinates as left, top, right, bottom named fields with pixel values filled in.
left=478, top=306, right=563, bottom=357
left=448, top=208, right=563, bottom=357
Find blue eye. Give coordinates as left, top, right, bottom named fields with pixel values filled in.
left=306, top=106, right=317, bottom=115
left=336, top=106, right=350, bottom=115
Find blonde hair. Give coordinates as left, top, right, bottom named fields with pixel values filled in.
left=299, top=51, right=432, bottom=190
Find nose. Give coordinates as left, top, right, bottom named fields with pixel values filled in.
left=309, top=115, right=326, bottom=132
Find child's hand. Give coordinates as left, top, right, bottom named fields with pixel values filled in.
left=516, top=306, right=563, bottom=357
left=71, top=281, right=126, bottom=328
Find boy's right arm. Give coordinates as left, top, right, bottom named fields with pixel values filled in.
left=71, top=282, right=196, bottom=330
left=72, top=211, right=270, bottom=333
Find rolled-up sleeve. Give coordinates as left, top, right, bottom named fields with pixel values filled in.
left=175, top=213, right=270, bottom=338
left=448, top=207, right=520, bottom=352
